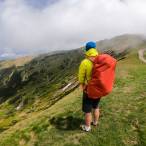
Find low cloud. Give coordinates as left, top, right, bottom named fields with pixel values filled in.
left=0, top=0, right=146, bottom=57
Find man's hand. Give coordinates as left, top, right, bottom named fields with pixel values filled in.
left=80, top=84, right=86, bottom=91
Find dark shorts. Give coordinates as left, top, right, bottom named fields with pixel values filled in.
left=82, top=92, right=100, bottom=113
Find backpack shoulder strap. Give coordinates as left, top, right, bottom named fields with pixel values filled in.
left=87, top=55, right=99, bottom=64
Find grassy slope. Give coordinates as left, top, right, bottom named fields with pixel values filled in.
left=0, top=52, right=146, bottom=146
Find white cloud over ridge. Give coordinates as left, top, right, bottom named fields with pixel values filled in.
left=0, top=0, right=146, bottom=57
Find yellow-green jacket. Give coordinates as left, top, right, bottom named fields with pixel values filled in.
left=78, top=48, right=99, bottom=84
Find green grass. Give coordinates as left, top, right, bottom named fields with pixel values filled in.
left=0, top=52, right=146, bottom=146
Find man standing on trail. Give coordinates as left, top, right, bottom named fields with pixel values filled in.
left=78, top=41, right=100, bottom=132
left=78, top=41, right=117, bottom=132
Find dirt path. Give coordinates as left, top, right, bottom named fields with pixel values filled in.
left=138, top=49, right=146, bottom=63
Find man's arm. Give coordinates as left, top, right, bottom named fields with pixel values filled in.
left=78, top=60, right=86, bottom=91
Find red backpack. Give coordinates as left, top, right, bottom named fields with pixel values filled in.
left=87, top=54, right=117, bottom=99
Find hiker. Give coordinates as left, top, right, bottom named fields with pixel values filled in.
left=78, top=41, right=117, bottom=132
left=78, top=41, right=100, bottom=132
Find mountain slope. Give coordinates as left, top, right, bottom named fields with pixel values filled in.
left=0, top=49, right=83, bottom=105
left=96, top=34, right=146, bottom=51
left=0, top=51, right=146, bottom=146
left=0, top=49, right=86, bottom=137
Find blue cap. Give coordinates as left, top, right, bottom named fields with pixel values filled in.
left=85, top=41, right=96, bottom=51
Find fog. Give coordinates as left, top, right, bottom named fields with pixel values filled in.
left=0, top=0, right=146, bottom=58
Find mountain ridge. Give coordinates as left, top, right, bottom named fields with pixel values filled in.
left=0, top=33, right=146, bottom=61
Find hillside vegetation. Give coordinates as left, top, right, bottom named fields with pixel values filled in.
left=0, top=51, right=145, bottom=146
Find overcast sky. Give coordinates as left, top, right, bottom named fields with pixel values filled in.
left=0, top=0, right=146, bottom=58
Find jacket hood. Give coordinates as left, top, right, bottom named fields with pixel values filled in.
left=85, top=48, right=98, bottom=57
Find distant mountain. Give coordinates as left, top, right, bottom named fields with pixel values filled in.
left=0, top=56, right=33, bottom=70
left=96, top=34, right=146, bottom=51
left=1, top=34, right=145, bottom=61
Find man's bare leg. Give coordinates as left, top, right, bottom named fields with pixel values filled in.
left=81, top=113, right=92, bottom=131
left=93, top=108, right=100, bottom=125
left=85, top=112, right=92, bottom=127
